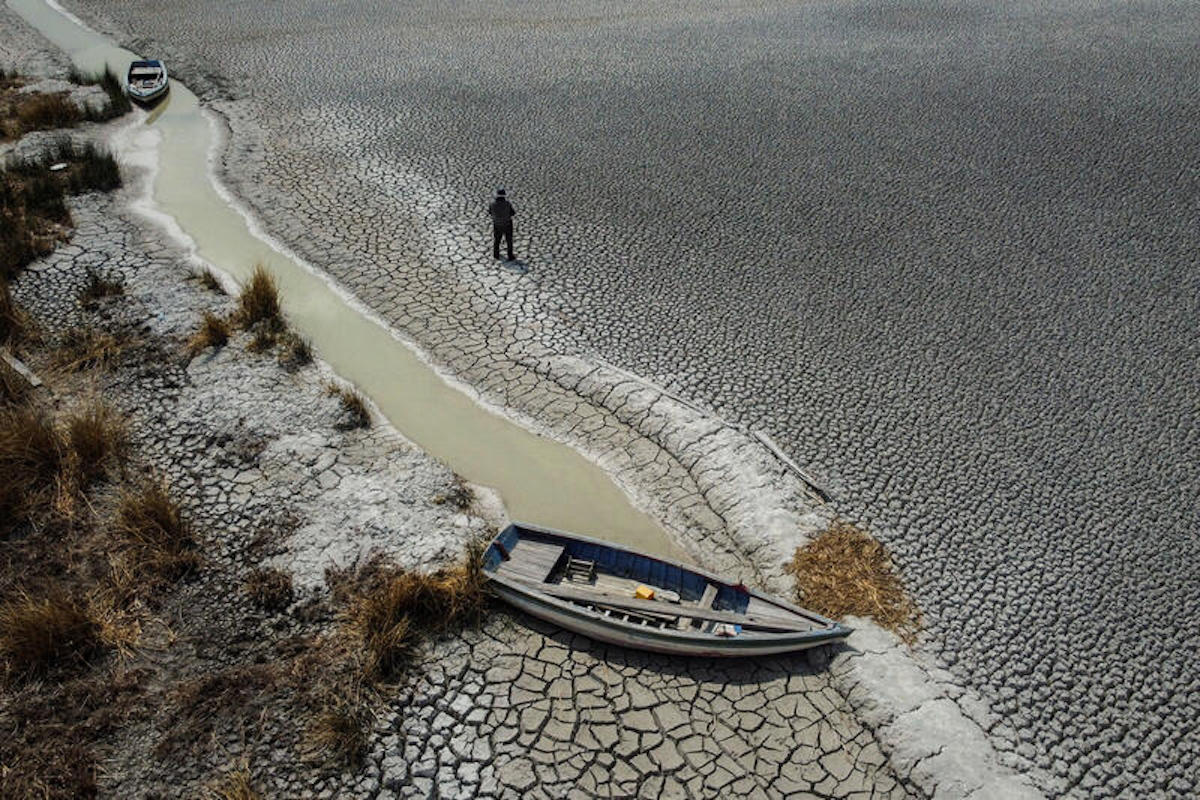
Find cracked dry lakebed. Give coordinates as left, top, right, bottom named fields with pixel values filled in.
left=3, top=0, right=1198, bottom=798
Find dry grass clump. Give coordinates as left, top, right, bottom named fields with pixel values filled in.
left=0, top=357, right=31, bottom=407
left=66, top=142, right=122, bottom=193
left=78, top=268, right=124, bottom=308
left=191, top=267, right=225, bottom=293
left=205, top=763, right=263, bottom=800
left=236, top=265, right=281, bottom=328
left=14, top=92, right=78, bottom=133
left=188, top=310, right=231, bottom=355
left=0, top=590, right=102, bottom=683
left=433, top=475, right=474, bottom=510
left=0, top=400, right=130, bottom=535
left=0, top=667, right=145, bottom=798
left=8, top=138, right=122, bottom=195
left=0, top=404, right=64, bottom=533
left=246, top=567, right=294, bottom=613
left=346, top=542, right=487, bottom=682
left=277, top=330, right=312, bottom=371
left=64, top=400, right=128, bottom=488
left=0, top=670, right=144, bottom=799
left=785, top=521, right=920, bottom=641
left=325, top=381, right=370, bottom=430
left=52, top=326, right=124, bottom=372
left=1, top=276, right=26, bottom=344
left=307, top=693, right=372, bottom=769
left=353, top=593, right=416, bottom=681
left=235, top=265, right=292, bottom=354
left=247, top=323, right=279, bottom=353
left=112, top=479, right=201, bottom=589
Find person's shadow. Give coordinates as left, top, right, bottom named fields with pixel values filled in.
left=500, top=259, right=529, bottom=275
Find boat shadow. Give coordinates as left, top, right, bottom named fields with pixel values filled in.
left=492, top=605, right=851, bottom=683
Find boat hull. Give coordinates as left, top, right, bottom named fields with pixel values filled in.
left=492, top=580, right=844, bottom=657
left=129, top=83, right=168, bottom=105
left=484, top=522, right=850, bottom=658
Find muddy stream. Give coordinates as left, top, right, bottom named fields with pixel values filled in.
left=8, top=0, right=688, bottom=560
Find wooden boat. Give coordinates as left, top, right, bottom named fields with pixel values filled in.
left=126, top=60, right=169, bottom=104
left=483, top=522, right=850, bottom=657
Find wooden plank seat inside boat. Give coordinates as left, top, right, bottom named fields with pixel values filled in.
left=494, top=538, right=565, bottom=584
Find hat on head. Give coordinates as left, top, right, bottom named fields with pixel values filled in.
left=496, top=187, right=506, bottom=196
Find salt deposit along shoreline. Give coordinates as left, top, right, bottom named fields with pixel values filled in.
left=6, top=1, right=1047, bottom=797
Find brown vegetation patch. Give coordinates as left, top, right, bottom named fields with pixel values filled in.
left=1, top=67, right=130, bottom=140
left=0, top=404, right=64, bottom=533
left=0, top=357, right=32, bottom=407
left=191, top=267, right=225, bottom=293
left=111, top=479, right=201, bottom=593
left=342, top=542, right=487, bottom=683
left=52, top=326, right=126, bottom=372
left=277, top=330, right=312, bottom=371
left=0, top=668, right=146, bottom=799
left=205, top=763, right=263, bottom=800
left=156, top=663, right=281, bottom=757
left=78, top=267, right=124, bottom=308
left=325, top=381, right=371, bottom=430
left=14, top=92, right=78, bottom=134
left=64, top=400, right=128, bottom=488
left=433, top=475, right=474, bottom=510
left=247, top=321, right=281, bottom=353
left=307, top=696, right=372, bottom=769
left=236, top=265, right=281, bottom=328
left=246, top=567, right=295, bottom=613
left=0, top=179, right=64, bottom=281
left=2, top=140, right=123, bottom=282
left=66, top=66, right=131, bottom=121
left=785, top=521, right=921, bottom=641
left=187, top=310, right=231, bottom=355
left=0, top=398, right=131, bottom=536
left=0, top=590, right=103, bottom=683
left=1, top=276, right=27, bottom=344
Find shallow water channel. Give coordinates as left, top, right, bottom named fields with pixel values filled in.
left=9, top=0, right=687, bottom=560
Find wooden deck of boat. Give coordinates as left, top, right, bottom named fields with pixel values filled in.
left=493, top=538, right=565, bottom=584
left=745, top=596, right=814, bottom=629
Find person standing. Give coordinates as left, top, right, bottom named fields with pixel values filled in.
left=488, top=188, right=516, bottom=261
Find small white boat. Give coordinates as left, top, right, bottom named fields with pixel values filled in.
left=126, top=59, right=168, bottom=105
left=484, top=522, right=850, bottom=657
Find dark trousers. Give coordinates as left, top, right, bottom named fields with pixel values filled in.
left=493, top=223, right=514, bottom=260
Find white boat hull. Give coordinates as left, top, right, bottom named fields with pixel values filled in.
left=129, top=82, right=168, bottom=104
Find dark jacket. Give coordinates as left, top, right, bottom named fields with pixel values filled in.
left=488, top=197, right=516, bottom=227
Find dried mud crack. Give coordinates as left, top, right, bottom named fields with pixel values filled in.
left=0, top=25, right=918, bottom=799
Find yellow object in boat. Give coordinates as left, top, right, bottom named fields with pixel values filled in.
left=634, top=585, right=655, bottom=600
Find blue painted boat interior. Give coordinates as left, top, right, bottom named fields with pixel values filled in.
left=485, top=524, right=750, bottom=613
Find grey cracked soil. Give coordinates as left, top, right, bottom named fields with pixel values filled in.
left=38, top=0, right=1200, bottom=797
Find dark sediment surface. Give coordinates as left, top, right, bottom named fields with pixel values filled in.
left=60, top=0, right=1200, bottom=796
